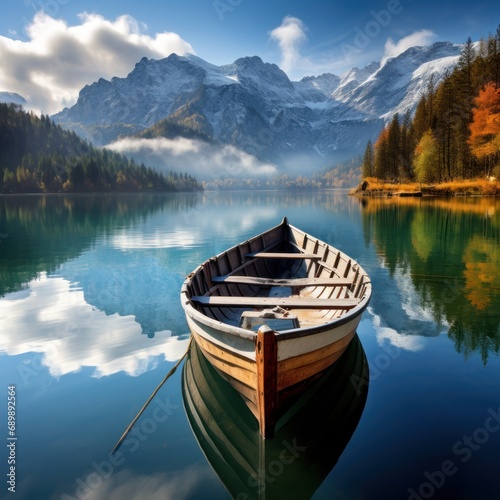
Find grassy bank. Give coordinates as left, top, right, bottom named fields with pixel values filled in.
left=351, top=177, right=500, bottom=197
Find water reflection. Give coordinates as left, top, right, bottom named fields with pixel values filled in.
left=0, top=193, right=200, bottom=297
left=0, top=272, right=191, bottom=377
left=182, top=335, right=368, bottom=499
left=361, top=196, right=500, bottom=363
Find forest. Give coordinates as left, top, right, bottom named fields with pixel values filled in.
left=0, top=103, right=202, bottom=193
left=363, top=26, right=500, bottom=183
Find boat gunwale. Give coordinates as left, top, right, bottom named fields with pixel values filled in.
left=180, top=218, right=372, bottom=342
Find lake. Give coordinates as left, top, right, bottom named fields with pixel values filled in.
left=0, top=191, right=499, bottom=500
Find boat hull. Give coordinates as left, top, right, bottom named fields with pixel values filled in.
left=182, top=335, right=369, bottom=498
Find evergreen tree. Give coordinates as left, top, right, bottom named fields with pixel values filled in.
left=413, top=95, right=429, bottom=143
left=400, top=110, right=415, bottom=179
left=374, top=127, right=390, bottom=179
left=362, top=140, right=374, bottom=178
left=387, top=114, right=401, bottom=180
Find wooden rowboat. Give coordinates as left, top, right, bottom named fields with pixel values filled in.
left=180, top=217, right=371, bottom=438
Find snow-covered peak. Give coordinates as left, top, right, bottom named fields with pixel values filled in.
left=334, top=61, right=380, bottom=99
left=296, top=73, right=341, bottom=100
left=233, top=56, right=294, bottom=88
left=0, top=92, right=27, bottom=106
left=370, top=42, right=460, bottom=81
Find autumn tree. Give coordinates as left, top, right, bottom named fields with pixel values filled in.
left=468, top=82, right=500, bottom=176
left=413, top=129, right=440, bottom=182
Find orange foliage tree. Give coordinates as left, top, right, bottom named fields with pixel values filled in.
left=468, top=82, right=500, bottom=175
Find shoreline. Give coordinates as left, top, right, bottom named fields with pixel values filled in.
left=350, top=178, right=500, bottom=197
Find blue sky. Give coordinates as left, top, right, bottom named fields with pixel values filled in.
left=0, top=0, right=499, bottom=113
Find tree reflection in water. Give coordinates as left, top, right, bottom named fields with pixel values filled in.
left=361, top=196, right=500, bottom=363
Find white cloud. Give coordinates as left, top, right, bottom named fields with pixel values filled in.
left=0, top=273, right=191, bottom=378
left=106, top=137, right=278, bottom=179
left=269, top=16, right=370, bottom=80
left=270, top=16, right=308, bottom=75
left=381, top=30, right=437, bottom=66
left=0, top=12, right=194, bottom=114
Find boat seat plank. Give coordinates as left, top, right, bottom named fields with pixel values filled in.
left=246, top=252, right=321, bottom=259
left=190, top=295, right=358, bottom=309
left=211, top=275, right=353, bottom=287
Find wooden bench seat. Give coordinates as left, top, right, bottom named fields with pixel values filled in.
left=211, top=275, right=353, bottom=287
left=245, top=252, right=321, bottom=260
left=190, top=295, right=359, bottom=309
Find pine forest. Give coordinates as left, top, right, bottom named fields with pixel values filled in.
left=0, top=103, right=202, bottom=193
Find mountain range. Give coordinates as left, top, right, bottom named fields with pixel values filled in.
left=52, top=41, right=463, bottom=173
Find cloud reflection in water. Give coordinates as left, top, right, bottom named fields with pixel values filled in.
left=0, top=273, right=190, bottom=378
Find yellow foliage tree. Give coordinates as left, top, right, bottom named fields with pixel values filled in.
left=413, top=129, right=440, bottom=182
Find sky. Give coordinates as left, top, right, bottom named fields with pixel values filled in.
left=0, top=0, right=499, bottom=115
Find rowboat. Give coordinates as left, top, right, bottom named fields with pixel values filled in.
left=182, top=335, right=368, bottom=499
left=180, top=217, right=371, bottom=438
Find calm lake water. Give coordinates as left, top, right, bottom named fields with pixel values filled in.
left=0, top=191, right=499, bottom=500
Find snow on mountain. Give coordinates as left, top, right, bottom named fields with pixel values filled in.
left=335, top=42, right=462, bottom=118
left=53, top=41, right=462, bottom=171
left=387, top=53, right=461, bottom=118
left=0, top=92, right=27, bottom=106
left=332, top=61, right=381, bottom=101
left=294, top=73, right=341, bottom=103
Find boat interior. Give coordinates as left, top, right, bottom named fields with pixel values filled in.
left=185, top=222, right=370, bottom=331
